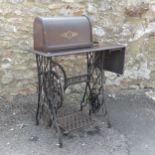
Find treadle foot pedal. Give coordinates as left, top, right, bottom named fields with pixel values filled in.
left=58, top=111, right=94, bottom=132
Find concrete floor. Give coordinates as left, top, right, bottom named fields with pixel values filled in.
left=0, top=93, right=128, bottom=155
left=1, top=89, right=155, bottom=155
left=107, top=89, right=155, bottom=155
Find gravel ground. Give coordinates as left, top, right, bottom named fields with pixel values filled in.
left=0, top=93, right=129, bottom=155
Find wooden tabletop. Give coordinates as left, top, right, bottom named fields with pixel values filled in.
left=27, top=43, right=126, bottom=57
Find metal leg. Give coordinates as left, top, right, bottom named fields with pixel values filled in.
left=36, top=55, right=65, bottom=147
left=86, top=52, right=111, bottom=127
left=47, top=97, right=63, bottom=147
left=45, top=68, right=64, bottom=147
left=36, top=55, right=43, bottom=125
left=36, top=94, right=40, bottom=125
left=99, top=54, right=111, bottom=128
left=80, top=83, right=88, bottom=111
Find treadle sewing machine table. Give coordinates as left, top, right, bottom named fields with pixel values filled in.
left=31, top=16, right=126, bottom=147
left=30, top=44, right=125, bottom=147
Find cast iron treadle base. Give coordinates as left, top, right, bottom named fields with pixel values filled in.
left=58, top=111, right=94, bottom=131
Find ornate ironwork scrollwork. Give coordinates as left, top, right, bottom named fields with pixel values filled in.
left=35, top=55, right=66, bottom=147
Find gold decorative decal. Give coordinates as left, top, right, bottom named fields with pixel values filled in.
left=61, top=31, right=79, bottom=40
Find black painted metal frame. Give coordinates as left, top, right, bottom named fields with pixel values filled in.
left=35, top=51, right=111, bottom=147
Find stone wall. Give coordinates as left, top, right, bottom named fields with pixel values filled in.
left=0, top=0, right=155, bottom=98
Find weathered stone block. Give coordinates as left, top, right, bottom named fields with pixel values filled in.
left=0, top=1, right=155, bottom=99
